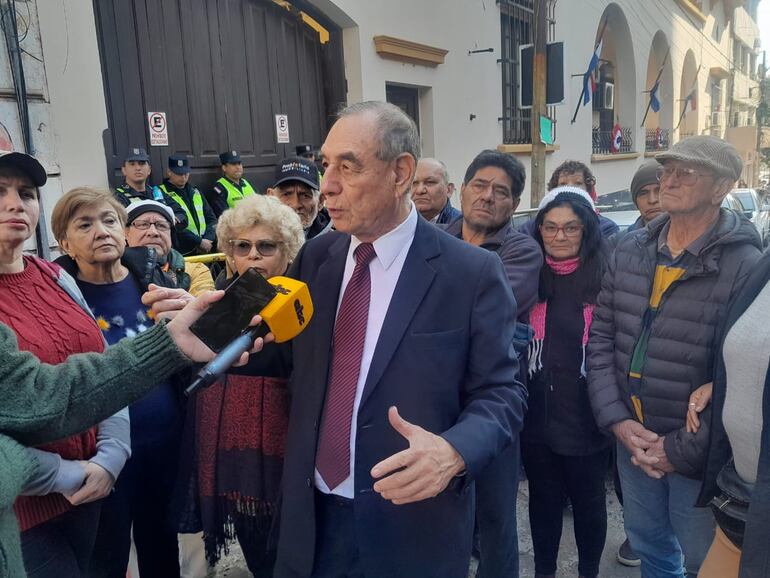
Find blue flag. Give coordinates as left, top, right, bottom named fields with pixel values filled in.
left=582, top=40, right=603, bottom=106
left=650, top=80, right=661, bottom=113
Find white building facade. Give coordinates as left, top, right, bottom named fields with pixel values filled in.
left=0, top=0, right=765, bottom=251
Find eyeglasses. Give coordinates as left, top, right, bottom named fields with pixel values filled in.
left=656, top=166, right=714, bottom=186
left=228, top=238, right=281, bottom=257
left=539, top=223, right=584, bottom=239
left=130, top=220, right=171, bottom=232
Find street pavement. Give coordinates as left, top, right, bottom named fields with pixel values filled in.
left=211, top=479, right=641, bottom=578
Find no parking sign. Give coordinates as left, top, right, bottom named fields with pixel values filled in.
left=147, top=112, right=168, bottom=146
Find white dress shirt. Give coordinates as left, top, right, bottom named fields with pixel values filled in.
left=315, top=203, right=418, bottom=498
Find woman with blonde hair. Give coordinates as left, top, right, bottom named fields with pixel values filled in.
left=181, top=194, right=304, bottom=576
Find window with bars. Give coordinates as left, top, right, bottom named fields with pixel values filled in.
left=499, top=0, right=556, bottom=144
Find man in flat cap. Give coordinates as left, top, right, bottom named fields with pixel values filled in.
left=159, top=154, right=217, bottom=256
left=588, top=135, right=763, bottom=577
left=206, top=150, right=257, bottom=218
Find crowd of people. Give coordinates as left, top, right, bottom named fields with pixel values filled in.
left=0, top=99, right=767, bottom=578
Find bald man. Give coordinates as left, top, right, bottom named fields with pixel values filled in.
left=411, top=158, right=461, bottom=224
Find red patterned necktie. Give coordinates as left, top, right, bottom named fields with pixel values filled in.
left=316, top=242, right=376, bottom=490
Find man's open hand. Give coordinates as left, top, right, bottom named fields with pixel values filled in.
left=371, top=407, right=465, bottom=505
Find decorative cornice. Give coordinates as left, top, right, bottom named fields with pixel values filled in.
left=373, top=35, right=448, bottom=67
left=591, top=152, right=641, bottom=162
left=496, top=144, right=560, bottom=154
left=675, top=0, right=707, bottom=24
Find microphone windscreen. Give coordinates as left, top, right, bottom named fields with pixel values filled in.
left=261, top=276, right=314, bottom=342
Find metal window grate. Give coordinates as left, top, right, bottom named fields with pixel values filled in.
left=499, top=0, right=556, bottom=144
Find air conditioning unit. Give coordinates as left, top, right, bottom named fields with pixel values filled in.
left=603, top=82, right=615, bottom=110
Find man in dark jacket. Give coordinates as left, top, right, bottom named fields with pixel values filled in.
left=587, top=135, right=763, bottom=578
left=267, top=156, right=332, bottom=240
left=412, top=158, right=461, bottom=224
left=443, top=149, right=541, bottom=578
left=159, top=154, right=218, bottom=256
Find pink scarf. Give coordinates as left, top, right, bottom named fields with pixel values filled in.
left=528, top=256, right=595, bottom=378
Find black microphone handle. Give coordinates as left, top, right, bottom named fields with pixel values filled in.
left=184, top=323, right=269, bottom=397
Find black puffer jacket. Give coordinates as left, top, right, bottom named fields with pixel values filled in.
left=587, top=209, right=762, bottom=477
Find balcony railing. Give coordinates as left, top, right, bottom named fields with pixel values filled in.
left=592, top=127, right=634, bottom=155
left=645, top=128, right=670, bottom=152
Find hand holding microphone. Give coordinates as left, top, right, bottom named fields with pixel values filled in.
left=184, top=269, right=313, bottom=396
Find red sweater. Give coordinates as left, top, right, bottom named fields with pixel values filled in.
left=0, top=257, right=105, bottom=531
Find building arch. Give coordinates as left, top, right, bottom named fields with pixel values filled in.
left=678, top=49, right=700, bottom=138
left=643, top=31, right=674, bottom=152
left=591, top=3, right=637, bottom=154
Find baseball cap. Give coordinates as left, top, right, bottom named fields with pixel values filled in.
left=295, top=143, right=314, bottom=158
left=126, top=200, right=175, bottom=226
left=655, top=135, right=742, bottom=181
left=0, top=151, right=47, bottom=187
left=273, top=156, right=319, bottom=190
left=168, top=154, right=191, bottom=175
left=125, top=147, right=150, bottom=162
left=219, top=150, right=242, bottom=164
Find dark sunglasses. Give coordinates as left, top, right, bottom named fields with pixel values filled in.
left=228, top=238, right=281, bottom=257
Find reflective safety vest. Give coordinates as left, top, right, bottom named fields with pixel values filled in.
left=160, top=184, right=207, bottom=236
left=216, top=177, right=256, bottom=209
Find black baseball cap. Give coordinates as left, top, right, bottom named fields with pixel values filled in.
left=295, top=143, right=314, bottom=157
left=125, top=147, right=150, bottom=162
left=168, top=154, right=191, bottom=175
left=274, top=156, right=319, bottom=190
left=0, top=151, right=47, bottom=187
left=219, top=150, right=242, bottom=164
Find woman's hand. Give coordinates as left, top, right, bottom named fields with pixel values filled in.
left=142, top=284, right=194, bottom=322
left=65, top=462, right=114, bottom=505
left=166, top=290, right=272, bottom=363
left=686, top=382, right=713, bottom=433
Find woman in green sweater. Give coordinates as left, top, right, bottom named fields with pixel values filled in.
left=0, top=151, right=267, bottom=577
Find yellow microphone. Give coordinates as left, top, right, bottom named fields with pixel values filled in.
left=185, top=274, right=313, bottom=396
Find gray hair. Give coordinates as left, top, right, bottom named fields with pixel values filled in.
left=338, top=101, right=421, bottom=162
left=418, top=158, right=450, bottom=184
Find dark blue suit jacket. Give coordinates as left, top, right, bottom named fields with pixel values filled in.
left=274, top=218, right=526, bottom=578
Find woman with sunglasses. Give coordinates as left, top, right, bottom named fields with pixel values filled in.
left=181, top=194, right=304, bottom=576
left=51, top=187, right=195, bottom=577
left=522, top=186, right=611, bottom=578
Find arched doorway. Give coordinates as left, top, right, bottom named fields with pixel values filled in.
left=643, top=31, right=674, bottom=152
left=591, top=3, right=636, bottom=154
left=678, top=50, right=700, bottom=139
left=93, top=0, right=347, bottom=190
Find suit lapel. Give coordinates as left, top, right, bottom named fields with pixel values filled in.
left=359, top=219, right=442, bottom=408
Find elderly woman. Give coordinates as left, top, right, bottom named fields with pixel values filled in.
left=187, top=194, right=303, bottom=575
left=523, top=187, right=611, bottom=578
left=125, top=199, right=214, bottom=296
left=51, top=188, right=191, bottom=577
left=0, top=154, right=131, bottom=577
left=0, top=151, right=266, bottom=578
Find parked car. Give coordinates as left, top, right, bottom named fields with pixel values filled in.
left=600, top=208, right=641, bottom=232
left=731, top=188, right=770, bottom=247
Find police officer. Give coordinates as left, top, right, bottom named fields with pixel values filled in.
left=159, top=154, right=217, bottom=256
left=206, top=150, right=257, bottom=217
left=113, top=147, right=188, bottom=227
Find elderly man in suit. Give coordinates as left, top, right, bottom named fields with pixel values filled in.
left=274, top=101, right=525, bottom=578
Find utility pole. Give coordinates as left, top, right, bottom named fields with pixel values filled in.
left=754, top=50, right=766, bottom=186
left=530, top=0, right=548, bottom=206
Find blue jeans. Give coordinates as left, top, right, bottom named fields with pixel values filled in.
left=616, top=442, right=715, bottom=578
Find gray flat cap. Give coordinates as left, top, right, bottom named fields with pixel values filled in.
left=655, top=135, right=742, bottom=181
